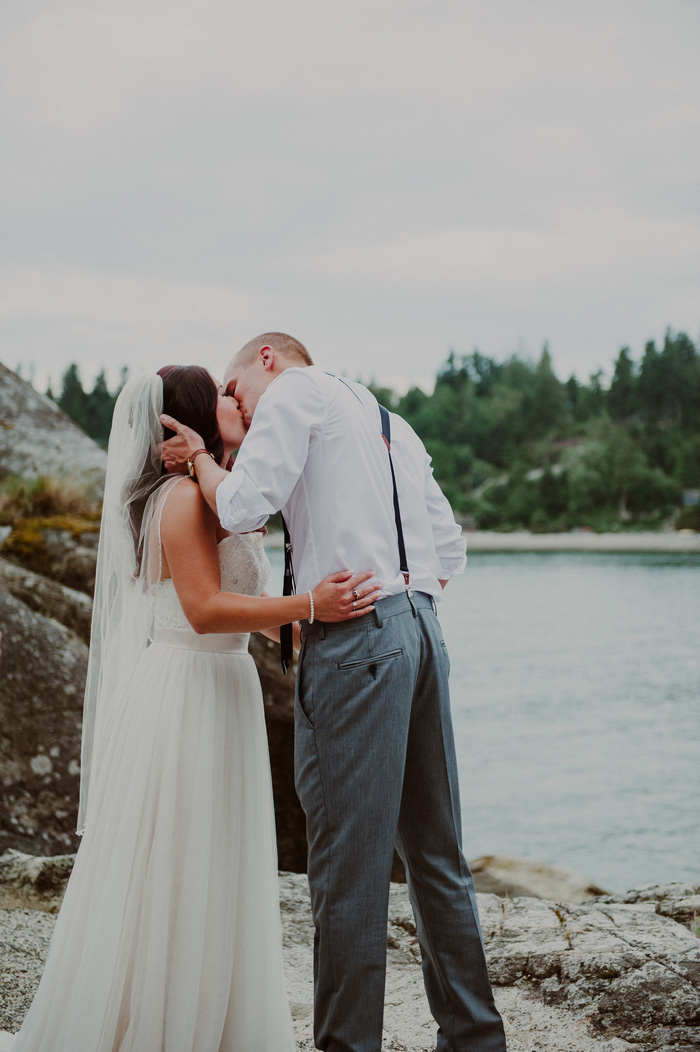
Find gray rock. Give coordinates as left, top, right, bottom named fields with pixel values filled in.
left=1, top=521, right=99, bottom=596
left=469, top=853, right=608, bottom=902
left=1, top=873, right=698, bottom=1048
left=0, top=590, right=85, bottom=856
left=475, top=893, right=700, bottom=1046
left=599, top=883, right=700, bottom=933
left=0, top=849, right=75, bottom=912
left=0, top=558, right=93, bottom=643
left=0, top=362, right=106, bottom=492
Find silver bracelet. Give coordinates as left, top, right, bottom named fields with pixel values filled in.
left=307, top=589, right=315, bottom=624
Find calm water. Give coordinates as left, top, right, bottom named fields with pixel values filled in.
left=267, top=550, right=700, bottom=893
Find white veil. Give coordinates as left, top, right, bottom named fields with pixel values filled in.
left=77, top=372, right=172, bottom=834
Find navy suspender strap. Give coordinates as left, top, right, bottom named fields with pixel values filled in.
left=326, top=372, right=365, bottom=405
left=379, top=405, right=414, bottom=610
left=280, top=515, right=295, bottom=674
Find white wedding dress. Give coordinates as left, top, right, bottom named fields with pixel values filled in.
left=3, top=529, right=295, bottom=1052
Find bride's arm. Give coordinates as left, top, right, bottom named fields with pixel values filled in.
left=257, top=596, right=303, bottom=650
left=161, top=482, right=379, bottom=634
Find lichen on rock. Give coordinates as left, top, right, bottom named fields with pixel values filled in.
left=0, top=590, right=86, bottom=857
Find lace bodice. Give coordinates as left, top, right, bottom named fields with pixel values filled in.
left=154, top=532, right=270, bottom=631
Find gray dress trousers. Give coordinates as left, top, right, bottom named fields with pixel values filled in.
left=295, top=590, right=507, bottom=1052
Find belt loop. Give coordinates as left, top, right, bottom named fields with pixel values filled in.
left=430, top=594, right=437, bottom=615
left=318, top=623, right=326, bottom=640
left=373, top=605, right=383, bottom=628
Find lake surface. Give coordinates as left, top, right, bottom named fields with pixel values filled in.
left=267, top=550, right=700, bottom=894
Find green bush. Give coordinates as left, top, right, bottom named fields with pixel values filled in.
left=676, top=506, right=700, bottom=531
left=0, top=476, right=100, bottom=526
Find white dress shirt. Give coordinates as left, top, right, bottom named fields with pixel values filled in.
left=216, top=367, right=466, bottom=601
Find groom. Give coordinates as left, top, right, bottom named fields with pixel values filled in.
left=161, top=333, right=506, bottom=1052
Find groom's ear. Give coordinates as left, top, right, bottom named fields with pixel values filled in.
left=259, top=346, right=275, bottom=371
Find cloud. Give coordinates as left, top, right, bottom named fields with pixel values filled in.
left=1, top=0, right=699, bottom=389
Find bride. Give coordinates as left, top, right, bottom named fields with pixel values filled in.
left=1, top=366, right=378, bottom=1052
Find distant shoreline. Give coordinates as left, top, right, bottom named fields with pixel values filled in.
left=462, top=530, right=700, bottom=553
left=265, top=529, right=700, bottom=554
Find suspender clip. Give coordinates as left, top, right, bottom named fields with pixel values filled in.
left=403, top=575, right=416, bottom=616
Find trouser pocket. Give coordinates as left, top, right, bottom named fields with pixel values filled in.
left=337, top=648, right=403, bottom=670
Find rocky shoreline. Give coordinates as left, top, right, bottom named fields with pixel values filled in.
left=1, top=863, right=698, bottom=1050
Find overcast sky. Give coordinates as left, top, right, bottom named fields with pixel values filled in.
left=2, top=0, right=699, bottom=394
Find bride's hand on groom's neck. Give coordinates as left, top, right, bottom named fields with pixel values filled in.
left=159, top=414, right=204, bottom=474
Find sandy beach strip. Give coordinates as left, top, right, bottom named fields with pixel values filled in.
left=462, top=530, right=700, bottom=553
left=265, top=529, right=700, bottom=554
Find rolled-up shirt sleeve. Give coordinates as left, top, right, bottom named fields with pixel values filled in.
left=424, top=459, right=467, bottom=579
left=216, top=369, right=324, bottom=533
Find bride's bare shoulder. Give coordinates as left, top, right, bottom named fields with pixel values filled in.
left=159, top=477, right=217, bottom=534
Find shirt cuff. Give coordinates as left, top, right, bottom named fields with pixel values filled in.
left=215, top=469, right=271, bottom=533
left=438, top=549, right=467, bottom=579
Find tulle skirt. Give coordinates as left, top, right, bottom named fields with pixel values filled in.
left=9, top=630, right=295, bottom=1052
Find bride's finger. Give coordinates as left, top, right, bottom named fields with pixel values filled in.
left=159, top=413, right=182, bottom=433
left=355, top=587, right=382, bottom=607
left=326, top=569, right=354, bottom=583
left=346, top=570, right=376, bottom=585
left=344, top=571, right=377, bottom=593
left=347, top=604, right=376, bottom=619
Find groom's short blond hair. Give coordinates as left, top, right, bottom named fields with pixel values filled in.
left=235, top=332, right=314, bottom=367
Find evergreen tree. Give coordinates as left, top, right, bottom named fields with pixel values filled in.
left=531, top=343, right=567, bottom=433
left=638, top=341, right=662, bottom=423
left=84, top=369, right=117, bottom=447
left=608, top=347, right=637, bottom=420
left=58, top=363, right=90, bottom=432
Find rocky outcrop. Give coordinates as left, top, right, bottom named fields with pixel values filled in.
left=476, top=890, right=700, bottom=1047
left=0, top=558, right=93, bottom=643
left=0, top=362, right=106, bottom=491
left=2, top=874, right=698, bottom=1048
left=0, top=518, right=99, bottom=595
left=600, top=882, right=700, bottom=934
left=469, top=854, right=608, bottom=902
left=0, top=590, right=85, bottom=856
left=0, top=850, right=75, bottom=912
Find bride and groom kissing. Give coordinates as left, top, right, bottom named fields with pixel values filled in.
left=5, top=333, right=506, bottom=1052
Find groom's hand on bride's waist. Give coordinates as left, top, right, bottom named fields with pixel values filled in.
left=160, top=415, right=205, bottom=473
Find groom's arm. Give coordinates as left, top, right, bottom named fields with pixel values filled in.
left=160, top=369, right=323, bottom=526
left=389, top=411, right=466, bottom=590
left=215, top=369, right=324, bottom=532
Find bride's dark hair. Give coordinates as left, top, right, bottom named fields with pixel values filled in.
left=127, top=366, right=224, bottom=574
left=157, top=365, right=224, bottom=467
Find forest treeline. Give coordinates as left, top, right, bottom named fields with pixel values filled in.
left=44, top=330, right=700, bottom=531
left=371, top=330, right=700, bottom=532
